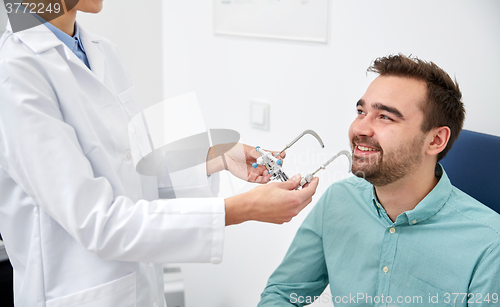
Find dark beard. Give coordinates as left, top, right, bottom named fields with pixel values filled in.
left=351, top=134, right=425, bottom=186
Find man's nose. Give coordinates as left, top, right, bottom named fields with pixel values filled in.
left=352, top=116, right=374, bottom=138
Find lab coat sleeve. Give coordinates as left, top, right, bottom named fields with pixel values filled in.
left=258, top=194, right=329, bottom=306
left=0, top=58, right=225, bottom=264
left=468, top=241, right=500, bottom=306
left=157, top=167, right=220, bottom=199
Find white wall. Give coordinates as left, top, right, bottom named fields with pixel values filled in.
left=163, top=1, right=500, bottom=307
left=77, top=0, right=163, bottom=109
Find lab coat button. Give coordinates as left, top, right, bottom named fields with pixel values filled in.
left=211, top=257, right=222, bottom=264
left=124, top=150, right=132, bottom=162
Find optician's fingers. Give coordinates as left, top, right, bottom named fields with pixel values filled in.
left=247, top=145, right=261, bottom=160
left=301, top=176, right=318, bottom=189
left=272, top=150, right=286, bottom=162
left=258, top=148, right=286, bottom=161
left=277, top=174, right=301, bottom=190
left=297, top=177, right=319, bottom=200
left=252, top=173, right=272, bottom=184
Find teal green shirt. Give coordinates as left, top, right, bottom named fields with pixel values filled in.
left=259, top=165, right=500, bottom=306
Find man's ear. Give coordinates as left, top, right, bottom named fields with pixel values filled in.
left=425, top=126, right=451, bottom=156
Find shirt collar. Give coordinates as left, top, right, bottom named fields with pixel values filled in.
left=26, top=8, right=84, bottom=53
left=43, top=21, right=84, bottom=52
left=371, top=163, right=452, bottom=226
left=73, top=22, right=85, bottom=51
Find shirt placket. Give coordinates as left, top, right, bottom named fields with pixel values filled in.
left=374, top=201, right=401, bottom=307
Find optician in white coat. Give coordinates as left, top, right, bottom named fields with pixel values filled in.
left=0, top=1, right=319, bottom=307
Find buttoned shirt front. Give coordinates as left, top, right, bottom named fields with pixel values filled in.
left=259, top=165, right=500, bottom=307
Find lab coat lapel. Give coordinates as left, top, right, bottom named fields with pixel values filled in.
left=79, top=26, right=106, bottom=84
left=7, top=21, right=106, bottom=85
left=7, top=22, right=63, bottom=54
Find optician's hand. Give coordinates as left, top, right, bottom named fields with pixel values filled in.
left=206, top=143, right=286, bottom=183
left=224, top=174, right=319, bottom=225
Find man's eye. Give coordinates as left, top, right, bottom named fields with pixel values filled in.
left=357, top=109, right=365, bottom=115
left=380, top=114, right=393, bottom=121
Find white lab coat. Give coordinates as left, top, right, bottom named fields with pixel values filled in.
left=0, top=22, right=225, bottom=307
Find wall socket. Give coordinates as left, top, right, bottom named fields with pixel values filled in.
left=250, top=100, right=270, bottom=131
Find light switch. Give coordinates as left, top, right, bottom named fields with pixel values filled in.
left=251, top=104, right=265, bottom=125
left=250, top=100, right=270, bottom=131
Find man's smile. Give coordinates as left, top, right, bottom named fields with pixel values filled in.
left=352, top=142, right=382, bottom=158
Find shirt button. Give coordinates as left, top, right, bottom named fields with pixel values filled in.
left=389, top=227, right=396, bottom=234
left=412, top=219, right=417, bottom=224
left=153, top=303, right=157, bottom=307
left=124, top=150, right=132, bottom=162
left=382, top=266, right=389, bottom=273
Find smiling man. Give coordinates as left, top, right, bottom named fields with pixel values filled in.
left=258, top=54, right=500, bottom=306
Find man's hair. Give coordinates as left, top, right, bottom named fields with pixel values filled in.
left=367, top=54, right=465, bottom=161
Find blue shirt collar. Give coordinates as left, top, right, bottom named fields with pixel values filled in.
left=40, top=19, right=90, bottom=69
left=371, top=163, right=452, bottom=226
left=28, top=7, right=86, bottom=55
left=43, top=21, right=85, bottom=52
left=73, top=23, right=85, bottom=51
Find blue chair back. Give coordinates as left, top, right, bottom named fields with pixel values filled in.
left=440, top=130, right=500, bottom=213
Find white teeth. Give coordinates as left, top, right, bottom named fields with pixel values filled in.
left=358, top=145, right=377, bottom=152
